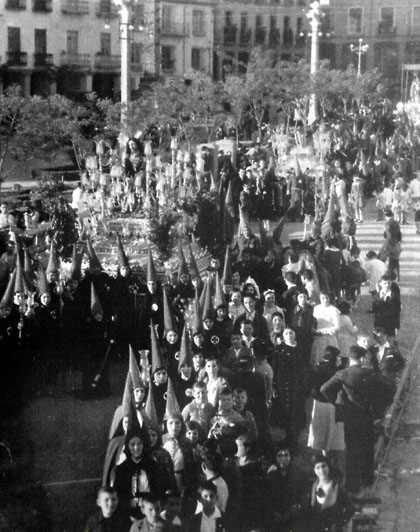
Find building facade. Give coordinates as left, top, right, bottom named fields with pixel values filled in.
left=319, top=0, right=420, bottom=84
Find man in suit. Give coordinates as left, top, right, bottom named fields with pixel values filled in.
left=321, top=344, right=393, bottom=494
left=187, top=480, right=226, bottom=532
left=233, top=295, right=269, bottom=345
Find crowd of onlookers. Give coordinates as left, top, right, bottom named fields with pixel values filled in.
left=1, top=105, right=420, bottom=532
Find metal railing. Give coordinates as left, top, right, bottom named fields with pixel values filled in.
left=61, top=0, right=89, bottom=15
left=60, top=52, right=91, bottom=68
left=33, top=0, right=52, bottom=11
left=161, top=22, right=189, bottom=37
left=6, top=51, right=28, bottom=65
left=94, top=54, right=120, bottom=70
left=33, top=53, right=54, bottom=66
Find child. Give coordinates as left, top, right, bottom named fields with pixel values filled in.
left=199, top=451, right=229, bottom=513
left=208, top=386, right=244, bottom=439
left=130, top=492, right=166, bottom=532
left=223, top=332, right=252, bottom=371
left=203, top=357, right=228, bottom=408
left=160, top=489, right=183, bottom=527
left=349, top=175, right=365, bottom=223
left=414, top=201, right=420, bottom=233
left=375, top=183, right=392, bottom=222
left=336, top=301, right=358, bottom=358
left=233, top=388, right=258, bottom=441
left=182, top=381, right=215, bottom=433
left=344, top=259, right=367, bottom=305
left=187, top=480, right=226, bottom=532
left=85, top=486, right=131, bottom=532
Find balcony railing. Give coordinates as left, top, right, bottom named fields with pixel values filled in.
left=255, top=27, right=267, bottom=45
left=223, top=25, right=237, bottom=44
left=61, top=52, right=91, bottom=68
left=94, top=54, right=120, bottom=70
left=239, top=28, right=252, bottom=45
left=61, top=0, right=89, bottom=15
left=6, top=0, right=26, bottom=9
left=95, top=1, right=118, bottom=18
left=6, top=51, right=28, bottom=65
left=161, top=22, right=189, bottom=37
left=34, top=53, right=54, bottom=66
left=33, top=0, right=52, bottom=11
left=377, top=22, right=396, bottom=36
left=161, top=59, right=175, bottom=72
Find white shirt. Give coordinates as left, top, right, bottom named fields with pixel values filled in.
left=409, top=178, right=420, bottom=198
left=365, top=259, right=387, bottom=292
left=200, top=506, right=222, bottom=532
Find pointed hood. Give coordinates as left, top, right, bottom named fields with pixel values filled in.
left=46, top=240, right=60, bottom=277
left=177, top=242, right=189, bottom=278
left=258, top=218, right=269, bottom=249
left=36, top=264, right=50, bottom=296
left=23, top=246, right=35, bottom=284
left=222, top=201, right=235, bottom=244
left=272, top=215, right=286, bottom=244
left=187, top=242, right=201, bottom=281
left=150, top=320, right=166, bottom=373
left=164, top=376, right=181, bottom=419
left=222, top=246, right=232, bottom=286
left=14, top=246, right=31, bottom=294
left=201, top=279, right=214, bottom=321
left=144, top=382, right=158, bottom=426
left=199, top=276, right=209, bottom=313
left=91, top=282, right=103, bottom=316
left=86, top=238, right=102, bottom=272
left=0, top=270, right=17, bottom=308
left=191, top=291, right=203, bottom=334
left=147, top=247, right=157, bottom=284
left=178, top=325, right=193, bottom=372
left=214, top=271, right=226, bottom=308
left=69, top=243, right=83, bottom=281
left=129, top=345, right=144, bottom=390
left=163, top=285, right=178, bottom=335
left=121, top=372, right=134, bottom=418
left=225, top=180, right=234, bottom=207
left=116, top=233, right=130, bottom=269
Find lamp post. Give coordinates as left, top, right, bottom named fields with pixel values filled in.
left=307, top=1, right=325, bottom=125
left=350, top=38, right=369, bottom=76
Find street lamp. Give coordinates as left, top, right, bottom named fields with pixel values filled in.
left=350, top=38, right=369, bottom=76
left=307, top=1, right=325, bottom=125
left=112, top=0, right=141, bottom=112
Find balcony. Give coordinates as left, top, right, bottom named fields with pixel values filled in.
left=161, top=22, right=189, bottom=37
left=255, top=27, right=267, bottom=45
left=95, top=1, right=118, bottom=18
left=61, top=0, right=89, bottom=15
left=269, top=28, right=281, bottom=46
left=223, top=25, right=237, bottom=45
left=377, top=22, right=396, bottom=36
left=94, top=54, right=120, bottom=71
left=6, top=0, right=26, bottom=9
left=33, top=0, right=52, bottom=11
left=61, top=52, right=91, bottom=68
left=161, top=59, right=175, bottom=72
left=239, top=28, right=252, bottom=45
left=34, top=53, right=53, bottom=66
left=6, top=51, right=28, bottom=66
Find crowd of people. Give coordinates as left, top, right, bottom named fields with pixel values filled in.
left=1, top=102, right=418, bottom=532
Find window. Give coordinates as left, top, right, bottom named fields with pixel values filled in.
left=348, top=7, right=362, bottom=34
left=100, top=33, right=111, bottom=55
left=67, top=30, right=78, bottom=54
left=162, top=6, right=172, bottom=33
left=192, top=10, right=205, bottom=36
left=35, top=29, right=47, bottom=53
left=161, top=45, right=175, bottom=71
left=241, top=12, right=248, bottom=29
left=225, top=11, right=233, bottom=26
left=380, top=7, right=394, bottom=28
left=8, top=27, right=21, bottom=52
left=191, top=48, right=202, bottom=70
left=413, top=6, right=420, bottom=34
left=131, top=42, right=142, bottom=64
